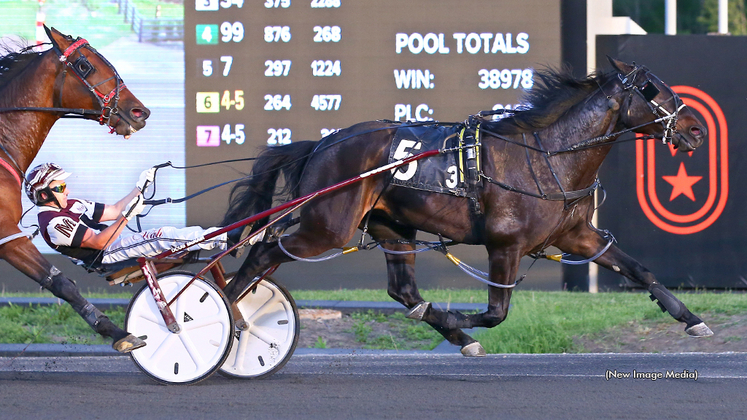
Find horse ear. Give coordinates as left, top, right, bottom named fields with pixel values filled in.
left=607, top=56, right=635, bottom=75
left=43, top=25, right=54, bottom=44
left=45, top=27, right=66, bottom=49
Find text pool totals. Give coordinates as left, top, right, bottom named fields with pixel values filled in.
left=185, top=0, right=560, bottom=153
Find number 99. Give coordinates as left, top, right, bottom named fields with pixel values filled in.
left=221, top=22, right=244, bottom=43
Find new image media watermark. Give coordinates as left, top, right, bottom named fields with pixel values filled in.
left=605, top=369, right=698, bottom=381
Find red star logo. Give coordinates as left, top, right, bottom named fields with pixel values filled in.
left=662, top=162, right=702, bottom=201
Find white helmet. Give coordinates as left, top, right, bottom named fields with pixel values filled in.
left=25, top=163, right=71, bottom=205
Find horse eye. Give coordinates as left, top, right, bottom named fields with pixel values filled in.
left=73, top=57, right=94, bottom=78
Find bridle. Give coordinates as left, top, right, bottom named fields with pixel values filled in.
left=0, top=36, right=129, bottom=130
left=49, top=36, right=127, bottom=130
left=471, top=64, right=691, bottom=208
left=617, top=64, right=687, bottom=146
left=0, top=34, right=131, bottom=185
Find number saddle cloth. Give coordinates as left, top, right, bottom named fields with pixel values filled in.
left=388, top=123, right=482, bottom=201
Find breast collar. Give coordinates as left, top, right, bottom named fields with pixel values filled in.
left=0, top=156, right=22, bottom=186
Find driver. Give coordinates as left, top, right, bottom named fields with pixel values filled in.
left=26, top=163, right=228, bottom=267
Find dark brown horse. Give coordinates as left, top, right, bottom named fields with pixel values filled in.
left=222, top=58, right=711, bottom=356
left=0, top=27, right=150, bottom=351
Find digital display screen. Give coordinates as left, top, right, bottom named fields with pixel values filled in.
left=2, top=1, right=561, bottom=247
left=184, top=0, right=561, bottom=224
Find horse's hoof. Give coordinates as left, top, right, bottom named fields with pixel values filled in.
left=460, top=342, right=486, bottom=357
left=113, top=334, right=146, bottom=353
left=685, top=322, right=714, bottom=337
left=405, top=301, right=431, bottom=320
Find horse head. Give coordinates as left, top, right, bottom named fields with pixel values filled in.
left=609, top=57, right=706, bottom=153
left=45, top=26, right=150, bottom=138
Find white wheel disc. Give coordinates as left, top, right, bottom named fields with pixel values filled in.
left=220, top=277, right=299, bottom=378
left=125, top=272, right=233, bottom=384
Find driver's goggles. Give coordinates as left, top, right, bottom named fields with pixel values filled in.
left=49, top=182, right=67, bottom=194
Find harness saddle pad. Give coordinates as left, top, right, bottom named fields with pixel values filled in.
left=388, top=124, right=471, bottom=197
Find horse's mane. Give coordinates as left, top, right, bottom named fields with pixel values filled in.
left=0, top=40, right=40, bottom=90
left=484, top=67, right=616, bottom=135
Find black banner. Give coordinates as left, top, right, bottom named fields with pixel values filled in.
left=595, top=35, right=746, bottom=289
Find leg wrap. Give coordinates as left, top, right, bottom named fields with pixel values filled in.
left=41, top=267, right=88, bottom=314
left=648, top=283, right=686, bottom=319
left=40, top=268, right=126, bottom=340
left=80, top=303, right=106, bottom=329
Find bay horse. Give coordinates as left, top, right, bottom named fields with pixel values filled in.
left=0, top=26, right=150, bottom=351
left=222, top=57, right=711, bottom=356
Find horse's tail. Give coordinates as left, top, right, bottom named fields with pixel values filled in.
left=222, top=140, right=317, bottom=227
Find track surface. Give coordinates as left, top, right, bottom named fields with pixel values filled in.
left=1, top=352, right=746, bottom=419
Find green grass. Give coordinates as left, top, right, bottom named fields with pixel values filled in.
left=2, top=289, right=745, bottom=353
left=475, top=290, right=747, bottom=354
left=0, top=291, right=135, bottom=299
left=312, top=336, right=327, bottom=349
left=348, top=310, right=443, bottom=350
left=292, top=288, right=488, bottom=304
left=0, top=303, right=125, bottom=345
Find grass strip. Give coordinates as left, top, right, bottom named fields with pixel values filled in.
left=2, top=290, right=744, bottom=353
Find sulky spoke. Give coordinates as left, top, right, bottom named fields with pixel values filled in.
left=244, top=293, right=283, bottom=324
left=249, top=324, right=279, bottom=347
left=178, top=331, right=208, bottom=370
left=181, top=314, right=228, bottom=332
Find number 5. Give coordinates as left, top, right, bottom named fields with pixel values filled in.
left=391, top=140, right=421, bottom=181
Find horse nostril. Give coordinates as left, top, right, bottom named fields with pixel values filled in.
left=130, top=107, right=150, bottom=121
left=690, top=126, right=702, bottom=137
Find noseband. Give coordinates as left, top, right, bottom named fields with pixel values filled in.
left=618, top=65, right=686, bottom=145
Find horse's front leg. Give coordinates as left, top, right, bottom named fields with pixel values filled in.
left=556, top=231, right=712, bottom=336
left=0, top=236, right=143, bottom=352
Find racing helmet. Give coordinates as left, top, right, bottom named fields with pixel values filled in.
left=25, top=163, right=71, bottom=205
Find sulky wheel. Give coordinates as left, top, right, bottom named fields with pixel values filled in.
left=219, top=275, right=299, bottom=379
left=125, top=271, right=233, bottom=385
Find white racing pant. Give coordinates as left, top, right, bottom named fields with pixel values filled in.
left=101, top=226, right=227, bottom=264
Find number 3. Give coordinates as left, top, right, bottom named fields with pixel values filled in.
left=445, top=166, right=458, bottom=188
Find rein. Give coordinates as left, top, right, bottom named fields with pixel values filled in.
left=141, top=123, right=436, bottom=208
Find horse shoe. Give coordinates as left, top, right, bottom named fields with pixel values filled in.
left=405, top=301, right=431, bottom=320
left=685, top=322, right=713, bottom=337
left=460, top=342, right=486, bottom=357
left=113, top=334, right=147, bottom=353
